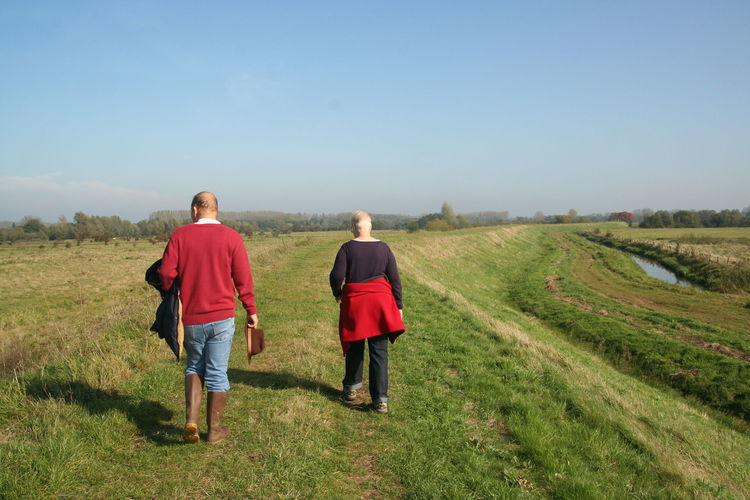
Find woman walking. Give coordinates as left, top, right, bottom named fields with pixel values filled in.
left=329, top=211, right=405, bottom=413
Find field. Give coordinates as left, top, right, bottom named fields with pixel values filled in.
left=1, top=225, right=750, bottom=498
left=604, top=227, right=750, bottom=266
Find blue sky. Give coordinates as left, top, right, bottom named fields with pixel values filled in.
left=1, top=1, right=748, bottom=222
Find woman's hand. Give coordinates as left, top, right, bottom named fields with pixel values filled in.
left=399, top=309, right=403, bottom=319
left=335, top=296, right=341, bottom=303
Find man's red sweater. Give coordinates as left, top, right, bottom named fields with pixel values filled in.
left=158, top=223, right=256, bottom=326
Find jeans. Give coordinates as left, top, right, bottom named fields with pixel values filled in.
left=184, top=317, right=235, bottom=392
left=343, top=333, right=389, bottom=403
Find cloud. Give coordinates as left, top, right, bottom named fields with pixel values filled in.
left=0, top=173, right=181, bottom=222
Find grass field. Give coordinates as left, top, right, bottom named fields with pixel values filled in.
left=606, top=226, right=750, bottom=267
left=1, top=226, right=750, bottom=498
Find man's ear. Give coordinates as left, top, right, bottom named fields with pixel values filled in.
left=191, top=206, right=199, bottom=221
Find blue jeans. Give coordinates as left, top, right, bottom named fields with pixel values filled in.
left=184, top=317, right=235, bottom=392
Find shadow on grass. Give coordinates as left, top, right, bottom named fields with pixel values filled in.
left=24, top=378, right=181, bottom=446
left=228, top=369, right=371, bottom=412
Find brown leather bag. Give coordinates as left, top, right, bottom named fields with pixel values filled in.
left=246, top=326, right=265, bottom=365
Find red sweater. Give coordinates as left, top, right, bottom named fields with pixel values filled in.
left=158, top=223, right=256, bottom=326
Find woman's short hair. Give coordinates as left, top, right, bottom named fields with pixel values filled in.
left=351, top=210, right=372, bottom=229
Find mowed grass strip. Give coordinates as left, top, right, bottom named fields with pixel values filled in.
left=1, top=228, right=750, bottom=498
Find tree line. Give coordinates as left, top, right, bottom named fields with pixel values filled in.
left=3, top=205, right=749, bottom=243
left=639, top=209, right=750, bottom=228
left=1, top=204, right=510, bottom=243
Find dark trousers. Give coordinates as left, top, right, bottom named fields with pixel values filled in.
left=342, top=333, right=389, bottom=403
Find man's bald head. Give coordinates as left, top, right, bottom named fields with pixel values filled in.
left=191, top=191, right=218, bottom=220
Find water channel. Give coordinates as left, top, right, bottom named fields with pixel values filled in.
left=631, top=256, right=701, bottom=289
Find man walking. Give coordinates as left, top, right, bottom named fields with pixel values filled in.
left=158, top=191, right=258, bottom=444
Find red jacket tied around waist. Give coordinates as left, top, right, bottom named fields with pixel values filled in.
left=339, top=277, right=405, bottom=354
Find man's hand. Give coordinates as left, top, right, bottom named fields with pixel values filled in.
left=247, top=313, right=259, bottom=328
left=335, top=296, right=341, bottom=304
left=399, top=309, right=403, bottom=319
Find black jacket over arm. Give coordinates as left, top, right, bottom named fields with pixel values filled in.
left=145, top=259, right=181, bottom=360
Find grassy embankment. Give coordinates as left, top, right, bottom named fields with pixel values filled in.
left=510, top=227, right=750, bottom=421
left=1, top=227, right=749, bottom=498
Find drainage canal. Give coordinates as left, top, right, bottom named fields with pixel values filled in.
left=631, top=256, right=701, bottom=289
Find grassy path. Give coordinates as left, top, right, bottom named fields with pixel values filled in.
left=2, top=228, right=750, bottom=498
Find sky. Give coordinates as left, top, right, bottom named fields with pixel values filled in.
left=1, top=1, right=749, bottom=222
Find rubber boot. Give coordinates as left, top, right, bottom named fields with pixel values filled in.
left=206, top=391, right=230, bottom=444
left=183, top=374, right=202, bottom=443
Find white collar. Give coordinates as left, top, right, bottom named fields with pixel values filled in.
left=195, top=218, right=221, bottom=224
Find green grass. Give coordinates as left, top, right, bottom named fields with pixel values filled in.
left=1, top=228, right=750, bottom=498
left=508, top=230, right=750, bottom=420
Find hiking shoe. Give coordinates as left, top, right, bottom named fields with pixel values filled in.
left=183, top=423, right=200, bottom=443
left=342, top=390, right=358, bottom=403
left=373, top=402, right=388, bottom=414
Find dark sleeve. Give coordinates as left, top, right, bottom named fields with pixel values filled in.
left=384, top=245, right=403, bottom=309
left=329, top=245, right=347, bottom=298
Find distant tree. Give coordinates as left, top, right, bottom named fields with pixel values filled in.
left=696, top=210, right=717, bottom=227
left=568, top=209, right=578, bottom=223
left=417, top=213, right=441, bottom=229
left=426, top=219, right=451, bottom=231
left=714, top=209, right=744, bottom=227
left=73, top=212, right=89, bottom=226
left=640, top=210, right=673, bottom=228
left=554, top=215, right=571, bottom=224
left=72, top=212, right=91, bottom=241
left=5, top=227, right=23, bottom=244
left=456, top=214, right=470, bottom=229
left=440, top=202, right=458, bottom=228
left=632, top=208, right=653, bottom=223
left=672, top=210, right=700, bottom=228
left=21, top=216, right=45, bottom=234
left=462, top=211, right=509, bottom=225
left=533, top=211, right=545, bottom=223
left=609, top=212, right=635, bottom=224
left=406, top=221, right=419, bottom=233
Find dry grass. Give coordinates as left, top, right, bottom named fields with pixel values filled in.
left=609, top=227, right=750, bottom=263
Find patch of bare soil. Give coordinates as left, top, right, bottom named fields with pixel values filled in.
left=545, top=275, right=560, bottom=291
left=353, top=454, right=377, bottom=484
left=675, top=336, right=750, bottom=362
left=351, top=453, right=380, bottom=500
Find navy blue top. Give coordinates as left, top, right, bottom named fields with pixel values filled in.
left=329, top=240, right=403, bottom=308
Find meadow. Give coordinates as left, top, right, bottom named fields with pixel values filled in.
left=1, top=225, right=749, bottom=498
